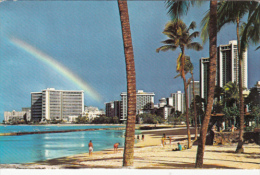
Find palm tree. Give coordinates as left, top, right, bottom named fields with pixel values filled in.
left=201, top=1, right=260, bottom=152
left=157, top=20, right=202, bottom=148
left=118, top=0, right=137, bottom=167
left=223, top=81, right=239, bottom=107
left=165, top=0, right=218, bottom=167
left=238, top=3, right=260, bottom=151
left=188, top=61, right=198, bottom=140
left=175, top=56, right=198, bottom=140
left=195, top=1, right=218, bottom=168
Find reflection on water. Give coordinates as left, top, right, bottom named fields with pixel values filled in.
left=0, top=128, right=126, bottom=164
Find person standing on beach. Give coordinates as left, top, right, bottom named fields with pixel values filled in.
left=114, top=143, right=120, bottom=153
left=161, top=136, right=165, bottom=147
left=178, top=142, right=182, bottom=151
left=88, top=140, right=93, bottom=156
left=168, top=136, right=173, bottom=146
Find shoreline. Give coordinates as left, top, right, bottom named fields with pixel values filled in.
left=1, top=127, right=259, bottom=169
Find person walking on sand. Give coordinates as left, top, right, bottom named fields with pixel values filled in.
left=114, top=142, right=120, bottom=153
left=142, top=134, right=144, bottom=141
left=88, top=140, right=93, bottom=156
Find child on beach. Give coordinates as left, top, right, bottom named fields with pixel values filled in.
left=88, top=140, right=93, bottom=156
left=114, top=143, right=120, bottom=153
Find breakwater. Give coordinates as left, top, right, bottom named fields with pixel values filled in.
left=0, top=127, right=126, bottom=136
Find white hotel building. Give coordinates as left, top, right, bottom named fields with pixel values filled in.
left=31, top=88, right=84, bottom=122
left=120, top=90, right=155, bottom=121
left=200, top=40, right=248, bottom=103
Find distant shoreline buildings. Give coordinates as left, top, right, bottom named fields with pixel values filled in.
left=3, top=40, right=253, bottom=124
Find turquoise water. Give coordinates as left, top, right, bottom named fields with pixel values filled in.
left=0, top=125, right=122, bottom=133
left=0, top=125, right=139, bottom=164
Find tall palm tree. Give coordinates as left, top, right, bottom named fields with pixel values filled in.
left=195, top=1, right=218, bottom=168
left=239, top=3, right=260, bottom=150
left=201, top=1, right=260, bottom=152
left=165, top=0, right=218, bottom=168
left=118, top=0, right=137, bottom=167
left=175, top=56, right=198, bottom=140
left=157, top=20, right=202, bottom=148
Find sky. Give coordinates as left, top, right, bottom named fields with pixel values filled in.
left=0, top=1, right=259, bottom=122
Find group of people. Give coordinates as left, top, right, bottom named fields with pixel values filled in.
left=88, top=140, right=121, bottom=156
left=161, top=134, right=183, bottom=151
left=161, top=134, right=173, bottom=147
left=136, top=134, right=145, bottom=141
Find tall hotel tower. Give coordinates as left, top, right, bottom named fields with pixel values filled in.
left=200, top=40, right=248, bottom=103
left=31, top=88, right=84, bottom=122
left=187, top=81, right=200, bottom=107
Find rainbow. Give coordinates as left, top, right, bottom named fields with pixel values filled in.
left=10, top=37, right=102, bottom=102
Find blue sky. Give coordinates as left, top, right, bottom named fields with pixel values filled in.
left=0, top=1, right=259, bottom=121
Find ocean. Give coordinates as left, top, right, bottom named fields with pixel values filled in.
left=0, top=125, right=139, bottom=164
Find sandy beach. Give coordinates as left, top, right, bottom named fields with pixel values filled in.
left=1, top=127, right=259, bottom=170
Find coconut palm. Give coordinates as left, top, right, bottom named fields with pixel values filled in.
left=156, top=20, right=202, bottom=148
left=175, top=56, right=198, bottom=140
left=195, top=1, right=218, bottom=168
left=201, top=1, right=260, bottom=152
left=117, top=0, right=137, bottom=167
left=165, top=0, right=218, bottom=167
left=223, top=81, right=239, bottom=107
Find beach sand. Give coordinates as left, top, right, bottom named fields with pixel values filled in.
left=1, top=127, right=259, bottom=169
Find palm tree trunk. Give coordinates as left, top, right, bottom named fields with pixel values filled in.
left=192, top=73, right=198, bottom=140
left=118, top=0, right=137, bottom=167
left=195, top=0, right=217, bottom=168
left=181, top=50, right=191, bottom=149
left=236, top=16, right=244, bottom=152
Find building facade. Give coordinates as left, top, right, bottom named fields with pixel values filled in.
left=105, top=101, right=122, bottom=120
left=4, top=109, right=31, bottom=123
left=217, top=40, right=248, bottom=88
left=83, top=106, right=105, bottom=121
left=31, top=88, right=84, bottom=122
left=200, top=57, right=210, bottom=102
left=169, top=91, right=185, bottom=113
left=200, top=40, right=248, bottom=103
left=187, top=81, right=200, bottom=107
left=120, top=90, right=155, bottom=121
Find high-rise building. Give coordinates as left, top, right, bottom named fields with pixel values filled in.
left=105, top=101, right=122, bottom=119
left=31, top=88, right=84, bottom=122
left=120, top=90, right=155, bottom=121
left=187, top=81, right=200, bottom=107
left=217, top=40, right=248, bottom=88
left=200, top=57, right=211, bottom=103
left=169, top=91, right=185, bottom=113
left=200, top=40, right=248, bottom=103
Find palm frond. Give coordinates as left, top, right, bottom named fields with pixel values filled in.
left=187, top=42, right=203, bottom=51
left=161, top=39, right=176, bottom=45
left=187, top=21, right=196, bottom=32
left=156, top=45, right=177, bottom=53
left=188, top=31, right=200, bottom=41
left=165, top=0, right=190, bottom=21
left=200, top=10, right=210, bottom=44
left=255, top=46, right=260, bottom=51
left=176, top=53, right=182, bottom=72
left=174, top=73, right=181, bottom=79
